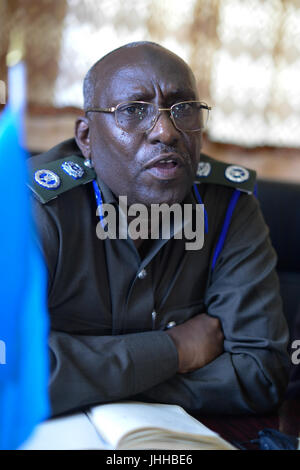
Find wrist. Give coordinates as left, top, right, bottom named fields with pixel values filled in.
left=165, top=328, right=185, bottom=373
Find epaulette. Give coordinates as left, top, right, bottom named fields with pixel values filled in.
left=195, top=153, right=256, bottom=194
left=28, top=154, right=96, bottom=204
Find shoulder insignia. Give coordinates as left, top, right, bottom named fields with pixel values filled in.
left=28, top=155, right=96, bottom=204
left=195, top=153, right=256, bottom=194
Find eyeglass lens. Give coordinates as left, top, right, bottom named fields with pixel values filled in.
left=115, top=102, right=208, bottom=132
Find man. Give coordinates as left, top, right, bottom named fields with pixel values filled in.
left=28, top=41, right=289, bottom=417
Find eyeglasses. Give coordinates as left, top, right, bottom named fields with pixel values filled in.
left=85, top=101, right=211, bottom=133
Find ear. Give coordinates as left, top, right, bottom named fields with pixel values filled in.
left=75, top=116, right=91, bottom=160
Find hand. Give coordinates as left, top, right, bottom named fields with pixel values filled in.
left=166, top=313, right=224, bottom=373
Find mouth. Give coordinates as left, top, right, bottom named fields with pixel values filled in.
left=143, top=153, right=186, bottom=180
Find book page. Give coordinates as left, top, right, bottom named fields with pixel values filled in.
left=19, top=412, right=106, bottom=450
left=87, top=401, right=221, bottom=449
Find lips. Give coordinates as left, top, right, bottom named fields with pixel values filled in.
left=143, top=153, right=186, bottom=180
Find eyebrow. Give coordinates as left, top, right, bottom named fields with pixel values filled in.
left=123, top=92, right=155, bottom=102
left=166, top=89, right=197, bottom=102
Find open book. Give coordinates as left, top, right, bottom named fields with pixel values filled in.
left=86, top=401, right=236, bottom=450
left=20, top=401, right=236, bottom=450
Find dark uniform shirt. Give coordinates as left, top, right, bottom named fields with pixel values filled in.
left=29, top=139, right=290, bottom=417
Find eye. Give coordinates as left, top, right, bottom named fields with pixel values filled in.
left=119, top=103, right=147, bottom=117
left=126, top=105, right=141, bottom=115
left=173, top=102, right=194, bottom=115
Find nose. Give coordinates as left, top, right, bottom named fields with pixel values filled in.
left=147, top=110, right=180, bottom=146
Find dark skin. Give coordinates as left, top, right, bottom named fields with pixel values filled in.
left=75, top=44, right=224, bottom=374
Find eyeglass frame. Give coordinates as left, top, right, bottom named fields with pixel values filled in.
left=85, top=100, right=212, bottom=133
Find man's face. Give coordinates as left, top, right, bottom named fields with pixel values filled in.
left=87, top=46, right=202, bottom=206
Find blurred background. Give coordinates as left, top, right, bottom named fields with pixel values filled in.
left=1, top=0, right=300, bottom=181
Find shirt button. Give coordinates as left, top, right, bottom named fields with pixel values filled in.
left=166, top=321, right=177, bottom=329
left=137, top=268, right=147, bottom=279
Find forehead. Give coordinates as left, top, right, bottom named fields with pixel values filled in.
left=94, top=46, right=198, bottom=103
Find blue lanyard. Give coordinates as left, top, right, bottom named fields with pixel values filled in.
left=93, top=180, right=106, bottom=229
left=211, top=188, right=241, bottom=272
left=193, top=183, right=209, bottom=234
left=193, top=183, right=242, bottom=272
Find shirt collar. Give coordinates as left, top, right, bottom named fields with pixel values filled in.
left=96, top=176, right=117, bottom=205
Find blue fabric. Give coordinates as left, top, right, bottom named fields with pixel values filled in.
left=211, top=189, right=241, bottom=272
left=93, top=180, right=106, bottom=228
left=193, top=183, right=208, bottom=233
left=0, top=103, right=50, bottom=448
left=254, top=182, right=258, bottom=198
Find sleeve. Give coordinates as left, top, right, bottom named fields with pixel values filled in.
left=31, top=197, right=178, bottom=417
left=134, top=193, right=290, bottom=414
left=49, top=330, right=178, bottom=416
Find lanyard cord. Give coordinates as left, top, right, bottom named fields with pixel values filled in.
left=211, top=188, right=241, bottom=272
left=193, top=183, right=209, bottom=234
left=93, top=180, right=106, bottom=228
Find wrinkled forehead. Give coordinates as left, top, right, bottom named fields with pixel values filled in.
left=94, top=46, right=198, bottom=105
